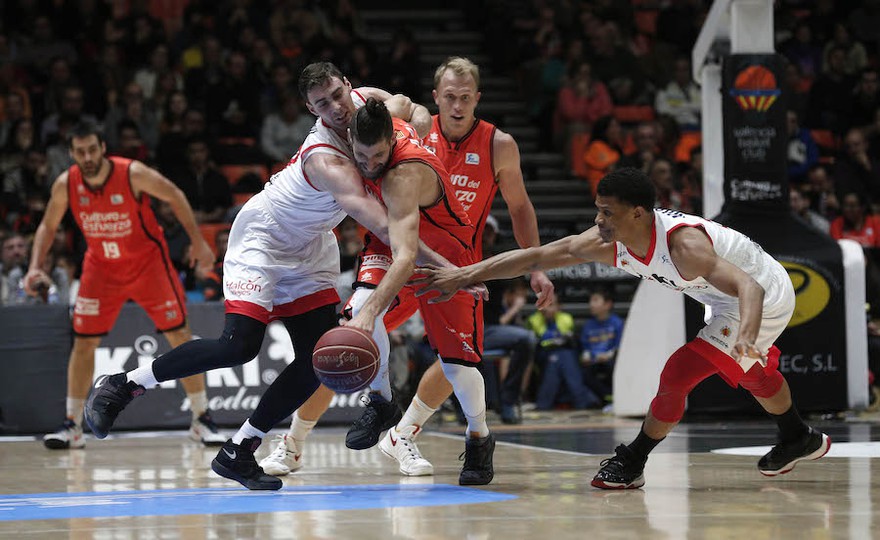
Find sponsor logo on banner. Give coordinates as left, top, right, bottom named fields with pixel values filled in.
left=729, top=65, right=780, bottom=112
left=780, top=260, right=833, bottom=327
left=465, top=153, right=480, bottom=165
left=729, top=177, right=784, bottom=201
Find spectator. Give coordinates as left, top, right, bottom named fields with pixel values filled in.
left=821, top=22, right=867, bottom=76
left=156, top=108, right=207, bottom=174
left=784, top=61, right=811, bottom=118
left=654, top=57, right=701, bottom=131
left=40, top=85, right=97, bottom=146
left=830, top=192, right=880, bottom=247
left=206, top=51, right=261, bottom=139
left=154, top=199, right=192, bottom=288
left=790, top=185, right=831, bottom=235
left=0, top=92, right=27, bottom=149
left=553, top=61, right=612, bottom=149
left=104, top=82, right=160, bottom=153
left=530, top=292, right=600, bottom=411
left=160, top=90, right=188, bottom=134
left=0, top=232, right=30, bottom=304
left=806, top=164, right=840, bottom=220
left=589, top=22, right=647, bottom=105
left=787, top=110, right=819, bottom=185
left=196, top=228, right=229, bottom=302
left=782, top=22, right=823, bottom=80
left=834, top=128, right=880, bottom=205
left=382, top=28, right=421, bottom=100
left=169, top=137, right=232, bottom=223
left=184, top=35, right=225, bottom=110
left=851, top=68, right=880, bottom=129
left=19, top=16, right=77, bottom=78
left=1, top=118, right=36, bottom=176
left=581, top=115, right=622, bottom=195
left=260, top=94, right=313, bottom=163
left=4, top=147, right=49, bottom=227
left=650, top=158, right=693, bottom=212
left=134, top=43, right=182, bottom=102
left=115, top=120, right=149, bottom=162
left=618, top=121, right=659, bottom=172
left=808, top=45, right=855, bottom=133
left=680, top=145, right=704, bottom=216
left=260, top=62, right=295, bottom=117
left=580, top=288, right=624, bottom=404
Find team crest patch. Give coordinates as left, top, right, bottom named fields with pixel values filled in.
left=395, top=130, right=406, bottom=139
left=79, top=196, right=90, bottom=206
left=720, top=326, right=731, bottom=337
left=110, top=194, right=124, bottom=205
left=465, top=153, right=480, bottom=165
left=429, top=132, right=438, bottom=142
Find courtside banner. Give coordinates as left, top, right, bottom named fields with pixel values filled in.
left=0, top=304, right=362, bottom=435
left=722, top=54, right=788, bottom=215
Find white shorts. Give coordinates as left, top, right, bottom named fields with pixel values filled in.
left=697, top=278, right=796, bottom=373
left=223, top=194, right=340, bottom=323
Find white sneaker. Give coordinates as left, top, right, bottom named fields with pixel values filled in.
left=259, top=434, right=303, bottom=476
left=43, top=419, right=85, bottom=449
left=379, top=425, right=434, bottom=476
left=189, top=412, right=226, bottom=446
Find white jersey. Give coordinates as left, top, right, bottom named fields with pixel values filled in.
left=222, top=90, right=368, bottom=318
left=614, top=208, right=793, bottom=318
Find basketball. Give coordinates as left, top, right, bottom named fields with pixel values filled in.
left=312, top=326, right=380, bottom=394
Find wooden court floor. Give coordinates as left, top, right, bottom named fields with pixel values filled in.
left=1, top=413, right=878, bottom=539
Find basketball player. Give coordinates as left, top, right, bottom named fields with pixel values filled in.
left=339, top=98, right=494, bottom=485
left=24, top=121, right=225, bottom=450
left=264, top=57, right=553, bottom=478
left=414, top=167, right=832, bottom=489
left=83, top=62, right=448, bottom=490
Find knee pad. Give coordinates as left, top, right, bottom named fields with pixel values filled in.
left=740, top=364, right=784, bottom=398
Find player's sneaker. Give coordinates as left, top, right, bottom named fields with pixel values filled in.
left=758, top=428, right=831, bottom=476
left=84, top=373, right=146, bottom=439
left=211, top=437, right=282, bottom=491
left=379, top=425, right=434, bottom=476
left=189, top=412, right=226, bottom=446
left=591, top=444, right=647, bottom=490
left=43, top=419, right=85, bottom=450
left=459, top=433, right=495, bottom=486
left=345, top=393, right=402, bottom=450
left=259, top=434, right=302, bottom=476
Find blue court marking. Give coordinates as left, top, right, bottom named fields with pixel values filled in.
left=0, top=484, right=517, bottom=521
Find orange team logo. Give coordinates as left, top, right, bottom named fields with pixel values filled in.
left=720, top=326, right=731, bottom=337
left=729, top=65, right=780, bottom=112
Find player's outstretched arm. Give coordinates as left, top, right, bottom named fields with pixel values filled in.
left=494, top=128, right=554, bottom=308
left=129, top=161, right=215, bottom=269
left=415, top=227, right=615, bottom=303
left=24, top=172, right=70, bottom=294
left=669, top=227, right=766, bottom=362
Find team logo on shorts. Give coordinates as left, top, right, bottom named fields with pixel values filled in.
left=75, top=297, right=100, bottom=316
left=465, top=153, right=480, bottom=165
left=720, top=326, right=731, bottom=337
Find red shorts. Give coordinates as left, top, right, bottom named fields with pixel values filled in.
left=349, top=240, right=483, bottom=364
left=73, top=252, right=187, bottom=336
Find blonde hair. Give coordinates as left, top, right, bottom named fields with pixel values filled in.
left=433, top=57, right=480, bottom=89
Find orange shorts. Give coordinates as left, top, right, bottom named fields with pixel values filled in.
left=73, top=252, right=187, bottom=336
left=349, top=239, right=483, bottom=364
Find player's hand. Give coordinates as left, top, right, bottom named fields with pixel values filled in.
left=343, top=312, right=375, bottom=335
left=732, top=340, right=767, bottom=366
left=23, top=268, right=51, bottom=296
left=410, top=264, right=468, bottom=304
left=530, top=270, right=555, bottom=310
left=463, top=282, right=489, bottom=302
left=189, top=239, right=216, bottom=270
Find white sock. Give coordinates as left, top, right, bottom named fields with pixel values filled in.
left=231, top=419, right=266, bottom=445
left=288, top=411, right=317, bottom=447
left=66, top=398, right=85, bottom=425
left=348, top=288, right=393, bottom=400
left=188, top=390, right=208, bottom=419
left=440, top=361, right=489, bottom=438
left=127, top=365, right=159, bottom=388
left=397, top=395, right=437, bottom=437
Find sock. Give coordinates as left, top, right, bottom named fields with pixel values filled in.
left=188, top=390, right=208, bottom=418
left=627, top=424, right=663, bottom=461
left=231, top=419, right=266, bottom=445
left=127, top=365, right=159, bottom=388
left=288, top=411, right=317, bottom=448
left=440, top=361, right=489, bottom=438
left=397, top=395, right=437, bottom=437
left=771, top=404, right=810, bottom=442
left=66, top=398, right=85, bottom=425
left=367, top=317, right=392, bottom=400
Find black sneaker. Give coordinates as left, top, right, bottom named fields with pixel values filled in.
left=758, top=428, right=831, bottom=476
left=591, top=444, right=647, bottom=489
left=211, top=437, right=282, bottom=491
left=345, top=393, right=402, bottom=450
left=459, top=433, right=495, bottom=486
left=84, top=374, right=146, bottom=439
left=500, top=404, right=522, bottom=425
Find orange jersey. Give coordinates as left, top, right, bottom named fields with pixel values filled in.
left=424, top=116, right=498, bottom=257
left=361, top=118, right=476, bottom=265
left=68, top=157, right=167, bottom=264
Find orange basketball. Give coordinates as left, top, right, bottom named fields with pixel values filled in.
left=312, top=326, right=380, bottom=394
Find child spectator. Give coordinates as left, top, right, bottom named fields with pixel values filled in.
left=580, top=288, right=624, bottom=403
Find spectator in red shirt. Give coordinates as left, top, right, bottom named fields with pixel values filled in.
left=554, top=61, right=612, bottom=148
left=830, top=192, right=880, bottom=247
